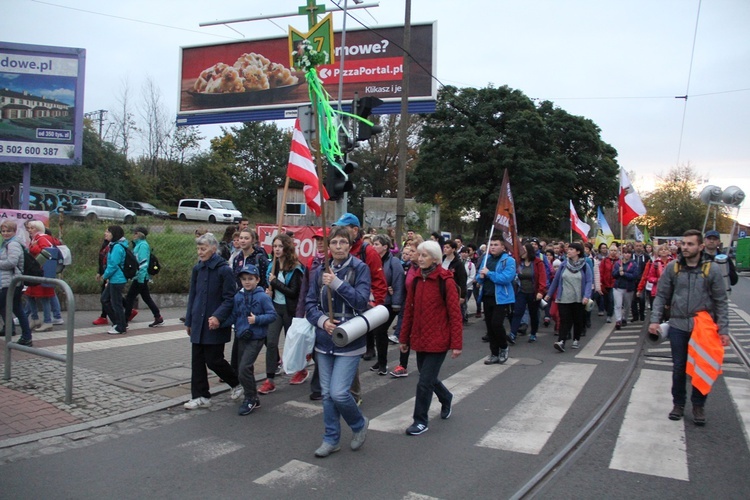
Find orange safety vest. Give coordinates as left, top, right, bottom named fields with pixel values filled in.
left=686, top=310, right=724, bottom=396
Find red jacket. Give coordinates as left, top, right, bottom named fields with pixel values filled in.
left=350, top=238, right=387, bottom=306
left=25, top=233, right=55, bottom=298
left=400, top=266, right=463, bottom=353
left=600, top=257, right=616, bottom=291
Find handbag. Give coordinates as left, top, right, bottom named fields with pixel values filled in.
left=282, top=317, right=316, bottom=374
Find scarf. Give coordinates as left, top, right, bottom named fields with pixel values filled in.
left=421, top=263, right=438, bottom=279
left=565, top=258, right=586, bottom=274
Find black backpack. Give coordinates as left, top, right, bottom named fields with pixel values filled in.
left=147, top=251, right=161, bottom=276
left=121, top=246, right=139, bottom=280
left=21, top=245, right=44, bottom=285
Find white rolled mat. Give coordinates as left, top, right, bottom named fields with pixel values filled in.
left=647, top=322, right=670, bottom=345
left=332, top=305, right=390, bottom=347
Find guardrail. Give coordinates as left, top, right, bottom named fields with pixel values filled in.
left=3, top=275, right=75, bottom=404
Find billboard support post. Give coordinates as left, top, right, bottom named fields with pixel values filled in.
left=21, top=164, right=31, bottom=210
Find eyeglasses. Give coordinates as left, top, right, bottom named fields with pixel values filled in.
left=329, top=239, right=349, bottom=247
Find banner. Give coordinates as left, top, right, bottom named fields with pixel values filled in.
left=0, top=42, right=85, bottom=166
left=287, top=119, right=327, bottom=216
left=256, top=224, right=320, bottom=267
left=492, top=169, right=520, bottom=259
left=595, top=206, right=615, bottom=248
left=0, top=209, right=50, bottom=246
left=570, top=200, right=591, bottom=242
left=619, top=169, right=647, bottom=225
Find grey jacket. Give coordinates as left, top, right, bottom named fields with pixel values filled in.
left=0, top=238, right=24, bottom=289
left=650, top=255, right=729, bottom=335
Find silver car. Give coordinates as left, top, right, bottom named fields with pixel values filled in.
left=69, top=198, right=137, bottom=223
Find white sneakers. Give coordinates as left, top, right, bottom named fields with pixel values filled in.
left=184, top=397, right=211, bottom=410
left=35, top=323, right=53, bottom=332
left=230, top=385, right=244, bottom=400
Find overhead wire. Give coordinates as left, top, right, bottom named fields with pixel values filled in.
left=676, top=0, right=703, bottom=166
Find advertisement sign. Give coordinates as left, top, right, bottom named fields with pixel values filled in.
left=257, top=224, right=320, bottom=267
left=0, top=209, right=50, bottom=246
left=177, top=23, right=435, bottom=125
left=0, top=42, right=85, bottom=165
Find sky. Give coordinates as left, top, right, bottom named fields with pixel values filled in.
left=2, top=0, right=749, bottom=223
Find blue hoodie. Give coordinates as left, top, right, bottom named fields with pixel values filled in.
left=102, top=238, right=128, bottom=284
left=221, top=286, right=277, bottom=340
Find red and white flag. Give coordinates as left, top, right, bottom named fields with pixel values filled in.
left=570, top=200, right=591, bottom=241
left=619, top=169, right=647, bottom=225
left=287, top=119, right=328, bottom=216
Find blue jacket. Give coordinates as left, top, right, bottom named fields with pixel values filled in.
left=221, top=286, right=277, bottom=340
left=305, top=255, right=371, bottom=355
left=613, top=259, right=639, bottom=292
left=478, top=252, right=517, bottom=305
left=133, top=238, right=150, bottom=284
left=185, top=253, right=236, bottom=344
left=547, top=260, right=593, bottom=302
left=103, top=238, right=128, bottom=284
left=382, top=252, right=405, bottom=310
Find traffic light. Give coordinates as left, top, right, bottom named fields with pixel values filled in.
left=353, top=96, right=383, bottom=141
left=326, top=159, right=358, bottom=201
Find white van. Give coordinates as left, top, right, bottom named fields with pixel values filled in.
left=204, top=199, right=243, bottom=223
left=178, top=199, right=236, bottom=223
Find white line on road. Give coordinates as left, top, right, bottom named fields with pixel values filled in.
left=576, top=323, right=627, bottom=362
left=369, top=358, right=516, bottom=434
left=476, top=362, right=596, bottom=454
left=725, top=377, right=750, bottom=453
left=609, top=369, right=688, bottom=481
left=253, top=459, right=330, bottom=487
left=177, top=436, right=244, bottom=464
left=44, top=330, right=187, bottom=354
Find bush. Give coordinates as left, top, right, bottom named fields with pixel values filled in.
left=57, top=219, right=199, bottom=294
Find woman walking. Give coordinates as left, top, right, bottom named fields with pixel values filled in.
left=101, top=226, right=129, bottom=335
left=124, top=226, right=164, bottom=327
left=400, top=241, right=463, bottom=436
left=0, top=220, right=33, bottom=346
left=23, top=220, right=57, bottom=332
left=509, top=243, right=547, bottom=343
left=612, top=246, right=638, bottom=329
left=545, top=242, right=592, bottom=352
left=369, top=234, right=405, bottom=375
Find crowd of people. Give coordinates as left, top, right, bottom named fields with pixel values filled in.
left=1, top=214, right=737, bottom=447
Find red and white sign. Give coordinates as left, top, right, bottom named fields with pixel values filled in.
left=256, top=224, right=320, bottom=267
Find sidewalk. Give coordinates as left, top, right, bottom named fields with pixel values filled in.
left=0, top=306, right=276, bottom=449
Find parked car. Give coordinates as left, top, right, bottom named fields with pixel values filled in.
left=123, top=201, right=170, bottom=219
left=204, top=198, right=243, bottom=223
left=69, top=198, right=136, bottom=223
left=177, top=199, right=235, bottom=224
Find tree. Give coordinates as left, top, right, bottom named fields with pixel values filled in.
left=139, top=77, right=173, bottom=177
left=106, top=78, right=139, bottom=157
left=411, top=85, right=619, bottom=241
left=639, top=165, right=733, bottom=236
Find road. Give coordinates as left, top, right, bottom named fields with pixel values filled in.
left=1, top=285, right=749, bottom=499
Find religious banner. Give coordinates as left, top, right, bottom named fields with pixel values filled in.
left=0, top=208, right=50, bottom=246
left=256, top=224, right=320, bottom=267
left=492, top=169, right=520, bottom=259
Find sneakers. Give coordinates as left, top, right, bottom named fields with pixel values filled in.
left=275, top=361, right=283, bottom=376
left=310, top=391, right=323, bottom=401
left=507, top=333, right=516, bottom=345
left=184, top=397, right=211, bottom=410
left=692, top=406, right=706, bottom=426
left=554, top=340, right=565, bottom=352
left=543, top=317, right=550, bottom=327
left=29, top=318, right=42, bottom=329
left=369, top=364, right=387, bottom=376
left=35, top=322, right=53, bottom=332
left=52, top=318, right=64, bottom=325
left=92, top=317, right=109, bottom=326
left=518, top=323, right=528, bottom=334
left=484, top=355, right=500, bottom=365
left=16, top=337, right=33, bottom=347
left=238, top=398, right=260, bottom=416
left=230, top=385, right=244, bottom=400
left=314, top=441, right=341, bottom=458
left=615, top=321, right=622, bottom=330
left=499, top=348, right=509, bottom=364
left=406, top=423, right=429, bottom=436
left=388, top=335, right=400, bottom=344
left=258, top=379, right=276, bottom=395
left=128, top=309, right=138, bottom=321
left=606, top=316, right=612, bottom=323
left=440, top=394, right=453, bottom=420
left=390, top=365, right=408, bottom=378
left=149, top=316, right=164, bottom=327
left=369, top=363, right=381, bottom=372
left=668, top=405, right=685, bottom=421
left=572, top=340, right=580, bottom=349
left=290, top=369, right=310, bottom=385
left=107, top=327, right=125, bottom=335
left=362, top=349, right=375, bottom=361
left=351, top=417, right=369, bottom=450
left=598, top=311, right=605, bottom=317
left=528, top=335, right=537, bottom=343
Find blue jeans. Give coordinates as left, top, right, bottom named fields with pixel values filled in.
left=668, top=326, right=707, bottom=407
left=511, top=291, right=539, bottom=335
left=1, top=286, right=32, bottom=341
left=316, top=352, right=366, bottom=445
left=25, top=296, right=52, bottom=323
left=413, top=351, right=452, bottom=426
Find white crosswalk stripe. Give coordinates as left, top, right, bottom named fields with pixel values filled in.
left=725, top=377, right=750, bottom=450
left=176, top=436, right=244, bottom=464
left=476, top=362, right=596, bottom=454
left=253, top=459, right=331, bottom=487
left=609, top=369, right=689, bottom=481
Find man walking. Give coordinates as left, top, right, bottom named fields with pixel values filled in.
left=648, top=229, right=729, bottom=426
left=478, top=235, right=516, bottom=364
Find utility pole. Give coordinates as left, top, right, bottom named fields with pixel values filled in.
left=84, top=109, right=107, bottom=139
left=395, top=0, right=411, bottom=249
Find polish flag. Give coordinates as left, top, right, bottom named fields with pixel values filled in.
left=287, top=119, right=328, bottom=216
left=570, top=200, right=591, bottom=241
left=619, top=169, right=647, bottom=225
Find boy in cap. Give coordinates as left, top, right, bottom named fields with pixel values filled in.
left=221, top=264, right=277, bottom=415
left=124, top=226, right=164, bottom=327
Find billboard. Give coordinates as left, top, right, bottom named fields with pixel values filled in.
left=177, top=22, right=435, bottom=126
left=0, top=42, right=85, bottom=165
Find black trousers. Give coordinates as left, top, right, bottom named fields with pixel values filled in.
left=558, top=302, right=586, bottom=342
left=124, top=280, right=161, bottom=319
left=191, top=343, right=238, bottom=399
left=374, top=306, right=398, bottom=368
left=483, top=296, right=509, bottom=355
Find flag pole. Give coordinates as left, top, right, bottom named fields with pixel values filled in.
left=271, top=176, right=291, bottom=279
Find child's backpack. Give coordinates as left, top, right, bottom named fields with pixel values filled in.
left=147, top=251, right=161, bottom=276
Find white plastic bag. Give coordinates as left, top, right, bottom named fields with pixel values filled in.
left=282, top=317, right=316, bottom=374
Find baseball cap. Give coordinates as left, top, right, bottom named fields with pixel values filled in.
left=133, top=226, right=149, bottom=237
left=238, top=264, right=260, bottom=277
left=704, top=230, right=720, bottom=239
left=332, top=213, right=361, bottom=227
left=312, top=227, right=330, bottom=238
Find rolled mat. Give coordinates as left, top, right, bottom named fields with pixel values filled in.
left=647, top=322, right=670, bottom=345
left=332, top=305, right=390, bottom=347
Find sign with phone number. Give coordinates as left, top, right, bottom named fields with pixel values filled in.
left=0, top=140, right=73, bottom=160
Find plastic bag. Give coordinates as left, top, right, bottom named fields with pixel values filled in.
left=282, top=317, right=316, bottom=374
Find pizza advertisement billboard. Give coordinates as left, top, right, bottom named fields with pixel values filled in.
left=0, top=42, right=85, bottom=165
left=177, top=22, right=435, bottom=125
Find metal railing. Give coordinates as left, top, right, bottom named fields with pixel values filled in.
left=3, top=275, right=76, bottom=404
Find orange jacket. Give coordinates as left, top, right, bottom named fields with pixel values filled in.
left=686, top=310, right=724, bottom=396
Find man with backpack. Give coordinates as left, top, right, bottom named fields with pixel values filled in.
left=648, top=229, right=730, bottom=426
